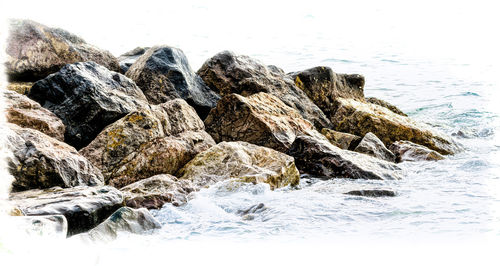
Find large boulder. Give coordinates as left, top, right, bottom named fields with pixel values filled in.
left=178, top=141, right=300, bottom=190
left=197, top=51, right=331, bottom=129
left=366, top=97, right=407, bottom=116
left=28, top=61, right=148, bottom=149
left=75, top=207, right=161, bottom=242
left=121, top=174, right=195, bottom=209
left=354, top=132, right=396, bottom=162
left=126, top=45, right=220, bottom=119
left=118, top=47, right=150, bottom=73
left=6, top=124, right=104, bottom=192
left=204, top=92, right=324, bottom=152
left=4, top=90, right=65, bottom=141
left=389, top=140, right=445, bottom=162
left=287, top=135, right=402, bottom=180
left=80, top=99, right=215, bottom=188
left=9, top=186, right=123, bottom=236
left=6, top=19, right=119, bottom=81
left=320, top=128, right=361, bottom=150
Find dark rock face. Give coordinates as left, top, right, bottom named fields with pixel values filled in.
left=345, top=190, right=396, bottom=197
left=389, top=140, right=445, bottom=162
left=6, top=19, right=119, bottom=81
left=118, top=47, right=150, bottom=73
left=287, top=135, right=402, bottom=180
left=320, top=128, right=361, bottom=150
left=9, top=186, right=123, bottom=236
left=29, top=61, right=148, bottom=149
left=7, top=124, right=104, bottom=192
left=126, top=45, right=220, bottom=119
left=4, top=90, right=65, bottom=141
left=354, top=132, right=396, bottom=162
left=366, top=97, right=407, bottom=116
left=197, top=51, right=331, bottom=129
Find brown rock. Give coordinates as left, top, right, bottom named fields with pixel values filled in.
left=6, top=82, right=33, bottom=95
left=366, top=97, right=407, bottom=116
left=389, top=140, right=445, bottom=162
left=320, top=128, right=361, bottom=150
left=354, top=132, right=396, bottom=162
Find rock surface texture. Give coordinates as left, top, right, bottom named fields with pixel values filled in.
left=9, top=186, right=123, bottom=236
left=126, top=45, right=220, bottom=119
left=118, top=47, right=149, bottom=73
left=6, top=19, right=119, bottom=81
left=320, top=128, right=361, bottom=150
left=178, top=141, right=300, bottom=190
left=6, top=82, right=33, bottom=95
left=7, top=124, right=104, bottom=192
left=345, top=190, right=396, bottom=197
left=366, top=97, right=407, bottom=116
left=354, top=132, right=396, bottom=162
left=80, top=99, right=215, bottom=188
left=198, top=51, right=331, bottom=129
left=29, top=61, right=148, bottom=149
left=389, top=140, right=445, bottom=162
left=4, top=90, right=65, bottom=141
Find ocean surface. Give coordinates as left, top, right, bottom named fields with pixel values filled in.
left=1, top=0, right=500, bottom=264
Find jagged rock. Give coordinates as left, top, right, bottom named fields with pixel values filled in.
left=287, top=135, right=402, bottom=180
left=13, top=215, right=68, bottom=237
left=329, top=98, right=461, bottom=155
left=366, top=97, right=407, bottom=116
left=121, top=174, right=195, bottom=209
left=6, top=19, right=119, bottom=81
left=6, top=124, right=103, bottom=192
left=320, top=128, right=361, bottom=150
left=389, top=140, right=445, bottom=162
left=80, top=99, right=215, bottom=188
left=345, top=190, right=396, bottom=197
left=198, top=51, right=331, bottom=129
left=204, top=92, right=324, bottom=152
left=6, top=82, right=33, bottom=95
left=9, top=186, right=123, bottom=236
left=118, top=47, right=150, bottom=73
left=178, top=141, right=300, bottom=190
left=4, top=90, right=65, bottom=141
left=75, top=207, right=160, bottom=242
left=28, top=61, right=148, bottom=149
left=354, top=132, right=396, bottom=162
left=126, top=45, right=220, bottom=119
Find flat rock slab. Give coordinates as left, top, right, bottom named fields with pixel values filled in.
left=345, top=190, right=396, bottom=197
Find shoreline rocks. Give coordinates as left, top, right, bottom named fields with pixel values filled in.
left=389, top=140, right=445, bottom=162
left=320, top=128, right=361, bottom=150
left=354, top=132, right=396, bottom=162
left=118, top=47, right=150, bottom=73
left=345, top=189, right=396, bottom=197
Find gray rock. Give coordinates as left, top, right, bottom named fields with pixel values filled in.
left=366, top=97, right=407, bottom=116
left=118, top=47, right=150, bottom=73
left=389, top=140, right=445, bottom=162
left=345, top=189, right=396, bottom=197
left=354, top=132, right=396, bottom=162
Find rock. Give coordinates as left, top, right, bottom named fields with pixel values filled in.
left=4, top=90, right=65, bottom=141
left=178, top=141, right=300, bottom=190
left=329, top=98, right=461, bottom=155
left=75, top=207, right=160, bottom=242
left=320, top=128, right=361, bottom=150
left=80, top=99, right=215, bottom=188
left=354, top=132, right=396, bottom=162
left=120, top=174, right=195, bottom=209
left=126, top=45, right=220, bottom=119
left=366, top=97, right=407, bottom=116
left=28, top=61, right=148, bottom=149
left=13, top=215, right=68, bottom=237
left=197, top=51, right=331, bottom=129
left=290, top=66, right=365, bottom=116
left=9, top=186, right=123, bottom=236
left=6, top=19, right=119, bottom=81
left=204, top=92, right=324, bottom=152
left=389, top=140, right=445, bottom=162
left=6, top=124, right=104, bottom=192
left=236, top=203, right=268, bottom=221
left=6, top=82, right=33, bottom=95
left=287, top=135, right=402, bottom=180
left=118, top=47, right=150, bottom=73
left=345, top=190, right=396, bottom=197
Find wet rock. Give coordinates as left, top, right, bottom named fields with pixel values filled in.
left=320, top=128, right=361, bottom=150
left=118, top=47, right=150, bottom=73
left=236, top=203, right=268, bottom=221
left=4, top=90, right=65, bottom=141
left=287, top=135, right=402, bottom=180
left=75, top=207, right=160, bottom=242
left=80, top=99, right=215, bottom=188
left=366, top=97, right=407, bottom=116
left=7, top=124, right=104, bottom=192
left=6, top=19, right=119, bottom=81
left=345, top=189, right=396, bottom=197
left=6, top=82, right=33, bottom=95
left=126, top=45, right=220, bottom=119
left=204, top=92, right=324, bottom=152
left=121, top=174, right=195, bottom=209
left=329, top=98, right=461, bottom=155
left=354, top=132, right=396, bottom=162
left=389, top=140, right=445, bottom=162
left=29, top=61, right=148, bottom=149
left=178, top=141, right=300, bottom=190
left=9, top=186, right=123, bottom=236
left=198, top=51, right=331, bottom=129
left=13, top=215, right=68, bottom=237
